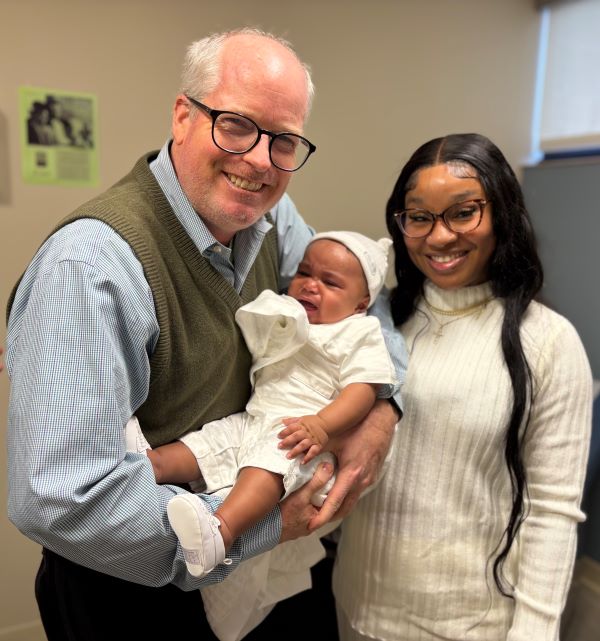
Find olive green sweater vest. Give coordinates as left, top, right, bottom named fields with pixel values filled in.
left=8, top=152, right=279, bottom=447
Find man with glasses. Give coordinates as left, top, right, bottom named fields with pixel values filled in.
left=185, top=96, right=316, bottom=173
left=6, top=28, right=400, bottom=641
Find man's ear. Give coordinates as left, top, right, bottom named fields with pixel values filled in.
left=172, top=95, right=192, bottom=145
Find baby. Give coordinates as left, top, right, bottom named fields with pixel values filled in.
left=127, top=231, right=398, bottom=579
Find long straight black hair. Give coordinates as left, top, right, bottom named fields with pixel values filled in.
left=385, top=133, right=544, bottom=596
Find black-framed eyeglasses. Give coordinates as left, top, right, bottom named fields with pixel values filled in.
left=393, top=199, right=488, bottom=238
left=186, top=96, right=316, bottom=172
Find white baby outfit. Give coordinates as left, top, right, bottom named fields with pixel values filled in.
left=184, top=287, right=397, bottom=641
left=182, top=288, right=396, bottom=500
left=125, top=232, right=398, bottom=641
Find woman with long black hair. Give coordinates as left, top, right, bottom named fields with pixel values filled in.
left=333, top=133, right=592, bottom=640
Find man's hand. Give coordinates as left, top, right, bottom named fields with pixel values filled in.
left=278, top=414, right=329, bottom=463
left=279, top=460, right=334, bottom=542
left=308, top=399, right=399, bottom=530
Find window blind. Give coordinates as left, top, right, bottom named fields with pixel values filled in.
left=539, top=0, right=600, bottom=153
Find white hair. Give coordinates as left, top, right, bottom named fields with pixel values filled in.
left=179, top=27, right=315, bottom=117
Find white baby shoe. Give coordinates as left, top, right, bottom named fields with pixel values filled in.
left=167, top=494, right=230, bottom=577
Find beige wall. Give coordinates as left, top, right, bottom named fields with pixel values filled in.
left=0, top=0, right=540, bottom=637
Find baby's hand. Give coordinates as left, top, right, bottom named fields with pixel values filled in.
left=278, top=415, right=329, bottom=464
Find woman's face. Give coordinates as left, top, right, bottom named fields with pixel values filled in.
left=402, top=163, right=496, bottom=289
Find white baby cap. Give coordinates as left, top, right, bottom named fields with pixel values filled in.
left=309, top=231, right=393, bottom=307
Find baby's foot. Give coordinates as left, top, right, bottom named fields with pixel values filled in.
left=167, top=494, right=230, bottom=577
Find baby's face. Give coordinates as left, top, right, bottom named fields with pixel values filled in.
left=287, top=239, right=369, bottom=324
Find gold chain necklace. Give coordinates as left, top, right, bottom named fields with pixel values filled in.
left=423, top=295, right=493, bottom=342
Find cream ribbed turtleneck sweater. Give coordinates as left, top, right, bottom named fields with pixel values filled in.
left=333, top=281, right=592, bottom=641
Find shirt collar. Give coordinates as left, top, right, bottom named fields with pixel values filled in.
left=149, top=141, right=273, bottom=292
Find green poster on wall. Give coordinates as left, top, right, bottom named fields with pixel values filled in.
left=19, top=86, right=99, bottom=187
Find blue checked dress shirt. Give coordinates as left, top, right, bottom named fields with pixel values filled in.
left=6, top=142, right=406, bottom=591
left=6, top=143, right=313, bottom=591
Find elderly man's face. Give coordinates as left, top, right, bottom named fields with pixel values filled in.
left=171, top=36, right=309, bottom=245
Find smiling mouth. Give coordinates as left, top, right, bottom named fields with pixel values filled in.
left=427, top=251, right=468, bottom=270
left=429, top=251, right=467, bottom=263
left=226, top=173, right=263, bottom=192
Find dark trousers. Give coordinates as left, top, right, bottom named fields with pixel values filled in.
left=36, top=546, right=338, bottom=641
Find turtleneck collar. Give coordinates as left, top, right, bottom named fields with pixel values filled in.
left=421, top=280, right=494, bottom=313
